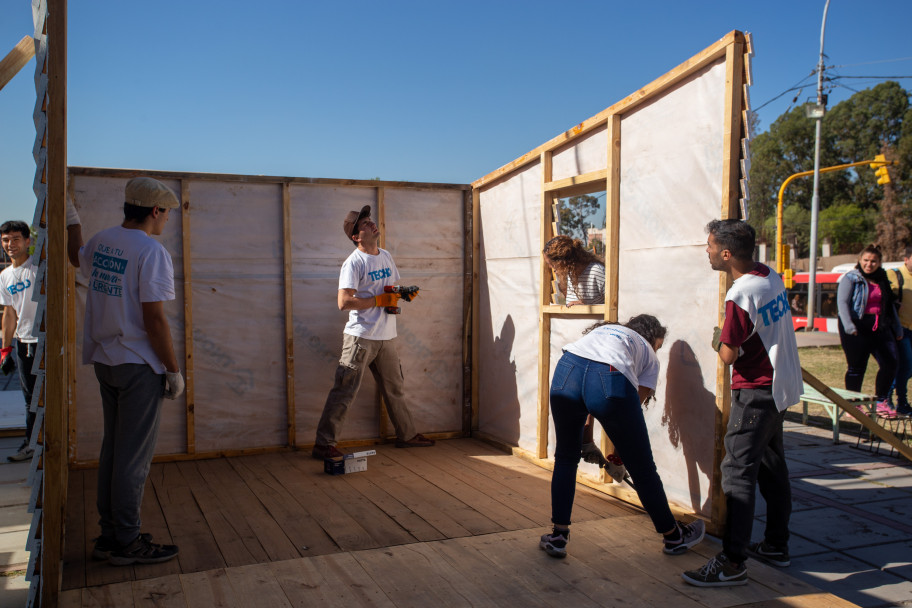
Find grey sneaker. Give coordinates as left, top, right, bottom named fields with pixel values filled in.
left=747, top=541, right=790, bottom=567
left=663, top=519, right=705, bottom=555
left=109, top=534, right=178, bottom=566
left=539, top=529, right=569, bottom=558
left=682, top=553, right=747, bottom=587
left=7, top=444, right=34, bottom=462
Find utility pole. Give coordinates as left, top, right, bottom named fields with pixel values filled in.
left=806, top=0, right=831, bottom=331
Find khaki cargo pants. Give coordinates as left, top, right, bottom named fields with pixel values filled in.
left=315, top=333, right=417, bottom=446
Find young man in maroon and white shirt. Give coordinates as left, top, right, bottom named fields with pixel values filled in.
left=683, top=219, right=802, bottom=588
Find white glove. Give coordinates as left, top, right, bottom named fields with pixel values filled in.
left=604, top=460, right=627, bottom=484
left=66, top=197, right=81, bottom=227
left=164, top=370, right=185, bottom=400
left=581, top=442, right=609, bottom=467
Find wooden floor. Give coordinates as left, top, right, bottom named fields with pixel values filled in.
left=58, top=439, right=856, bottom=607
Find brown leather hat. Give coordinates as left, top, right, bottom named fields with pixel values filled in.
left=343, top=205, right=372, bottom=242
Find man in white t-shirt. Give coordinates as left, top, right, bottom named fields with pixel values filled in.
left=1, top=220, right=40, bottom=461
left=683, top=219, right=802, bottom=588
left=312, top=205, right=435, bottom=459
left=67, top=177, right=186, bottom=566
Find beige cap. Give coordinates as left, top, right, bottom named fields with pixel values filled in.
left=343, top=205, right=372, bottom=242
left=125, top=177, right=179, bottom=209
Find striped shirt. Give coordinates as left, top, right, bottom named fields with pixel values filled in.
left=566, top=262, right=605, bottom=305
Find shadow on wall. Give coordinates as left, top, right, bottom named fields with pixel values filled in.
left=663, top=339, right=716, bottom=514
left=488, top=314, right=521, bottom=445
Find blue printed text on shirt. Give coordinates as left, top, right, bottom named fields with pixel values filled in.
left=758, top=290, right=789, bottom=326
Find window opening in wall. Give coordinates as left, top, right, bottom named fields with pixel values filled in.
left=549, top=190, right=607, bottom=305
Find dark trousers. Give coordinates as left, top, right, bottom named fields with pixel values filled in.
left=838, top=315, right=898, bottom=397
left=94, top=362, right=164, bottom=546
left=15, top=340, right=37, bottom=445
left=722, top=387, right=791, bottom=564
left=548, top=351, right=675, bottom=533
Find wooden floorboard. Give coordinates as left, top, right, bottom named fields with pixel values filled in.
left=59, top=439, right=858, bottom=608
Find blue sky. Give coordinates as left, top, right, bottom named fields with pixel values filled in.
left=1, top=1, right=911, bottom=223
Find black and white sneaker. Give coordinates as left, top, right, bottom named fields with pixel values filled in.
left=682, top=553, right=748, bottom=587
left=539, top=529, right=569, bottom=558
left=747, top=541, right=790, bottom=567
left=7, top=443, right=34, bottom=462
left=109, top=533, right=179, bottom=566
left=663, top=519, right=705, bottom=555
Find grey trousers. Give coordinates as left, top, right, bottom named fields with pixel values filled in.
left=94, top=362, right=164, bottom=546
left=315, top=334, right=417, bottom=446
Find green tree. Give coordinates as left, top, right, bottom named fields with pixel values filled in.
left=748, top=81, right=910, bottom=256
left=557, top=194, right=600, bottom=245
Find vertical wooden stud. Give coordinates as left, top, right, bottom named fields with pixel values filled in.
left=282, top=182, right=295, bottom=446
left=471, top=188, right=480, bottom=431
left=710, top=41, right=745, bottom=533
left=462, top=189, right=473, bottom=435
left=376, top=187, right=390, bottom=440
left=536, top=151, right=554, bottom=460
left=180, top=180, right=195, bottom=455
left=43, top=0, right=67, bottom=604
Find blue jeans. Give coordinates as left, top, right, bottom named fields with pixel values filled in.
left=549, top=351, right=675, bottom=533
left=722, top=387, right=791, bottom=564
left=894, top=327, right=912, bottom=403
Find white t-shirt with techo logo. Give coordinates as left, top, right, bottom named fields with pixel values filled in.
left=563, top=324, right=660, bottom=391
left=339, top=247, right=400, bottom=340
left=0, top=255, right=39, bottom=343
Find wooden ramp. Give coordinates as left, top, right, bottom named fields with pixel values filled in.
left=58, top=439, right=856, bottom=607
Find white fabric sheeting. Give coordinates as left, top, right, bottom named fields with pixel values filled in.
left=551, top=124, right=608, bottom=183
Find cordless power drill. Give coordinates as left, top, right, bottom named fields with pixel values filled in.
left=374, top=285, right=420, bottom=314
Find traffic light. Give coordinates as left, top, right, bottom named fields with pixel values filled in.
left=870, top=154, right=891, bottom=185
left=783, top=269, right=794, bottom=289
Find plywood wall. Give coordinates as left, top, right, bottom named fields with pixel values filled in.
left=67, top=171, right=469, bottom=464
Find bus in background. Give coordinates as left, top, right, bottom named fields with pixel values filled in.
left=787, top=261, right=904, bottom=332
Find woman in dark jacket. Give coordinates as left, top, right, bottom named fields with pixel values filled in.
left=836, top=244, right=902, bottom=417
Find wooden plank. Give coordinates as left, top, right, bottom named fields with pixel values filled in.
left=180, top=180, right=195, bottom=455
left=194, top=458, right=301, bottom=561
left=68, top=166, right=471, bottom=192
left=376, top=187, right=390, bottom=441
left=224, top=563, right=294, bottom=608
left=397, top=443, right=540, bottom=529
left=604, top=113, right=621, bottom=324
left=146, top=463, right=223, bottom=575
left=0, top=35, right=35, bottom=91
left=57, top=588, right=82, bottom=608
left=227, top=454, right=343, bottom=555
left=472, top=31, right=743, bottom=189
left=272, top=452, right=380, bottom=552
left=180, top=569, right=242, bottom=608
left=471, top=188, right=480, bottom=432
left=542, top=168, right=609, bottom=195
left=131, top=574, right=185, bottom=608
left=269, top=553, right=396, bottom=607
left=82, top=581, right=135, bottom=608
left=536, top=150, right=553, bottom=460
left=338, top=470, right=445, bottom=542
left=61, top=468, right=85, bottom=590
left=803, top=368, right=912, bottom=461
left=462, top=189, right=473, bottom=435
left=382, top=446, right=523, bottom=532
left=541, top=304, right=605, bottom=315
left=43, top=3, right=68, bottom=604
left=175, top=461, right=269, bottom=567
left=282, top=182, right=295, bottom=447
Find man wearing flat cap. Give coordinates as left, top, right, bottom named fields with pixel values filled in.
left=66, top=176, right=185, bottom=566
left=312, top=205, right=435, bottom=459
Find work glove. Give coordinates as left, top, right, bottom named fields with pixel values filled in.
left=711, top=326, right=723, bottom=352
left=396, top=285, right=420, bottom=302
left=603, top=453, right=629, bottom=485
left=66, top=197, right=81, bottom=226
left=1, top=347, right=14, bottom=376
left=581, top=442, right=609, bottom=467
left=374, top=292, right=401, bottom=308
left=164, top=370, right=185, bottom=400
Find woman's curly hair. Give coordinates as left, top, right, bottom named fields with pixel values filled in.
left=543, top=235, right=601, bottom=295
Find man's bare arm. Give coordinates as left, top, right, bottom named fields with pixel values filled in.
left=337, top=288, right=377, bottom=311
left=141, top=301, right=179, bottom=373
left=2, top=306, right=18, bottom=349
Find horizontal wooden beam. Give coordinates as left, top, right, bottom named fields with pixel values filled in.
left=542, top=304, right=605, bottom=315
left=68, top=166, right=471, bottom=192
left=473, top=31, right=743, bottom=190
left=543, top=169, right=609, bottom=195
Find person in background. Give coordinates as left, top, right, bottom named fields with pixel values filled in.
left=0, top=221, right=39, bottom=462
left=888, top=245, right=912, bottom=417
left=836, top=244, right=902, bottom=418
left=540, top=314, right=705, bottom=560
left=543, top=235, right=605, bottom=306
